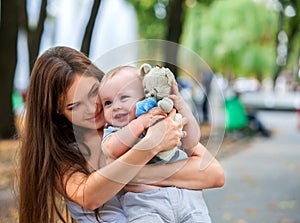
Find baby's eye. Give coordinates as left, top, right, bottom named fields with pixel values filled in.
left=121, top=95, right=129, bottom=101
left=104, top=101, right=112, bottom=106
left=144, top=89, right=149, bottom=94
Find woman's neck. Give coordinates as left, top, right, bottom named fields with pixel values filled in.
left=83, top=128, right=104, bottom=170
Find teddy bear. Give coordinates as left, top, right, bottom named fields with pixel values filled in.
left=135, top=63, right=187, bottom=164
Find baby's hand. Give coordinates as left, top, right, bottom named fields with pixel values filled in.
left=138, top=107, right=167, bottom=128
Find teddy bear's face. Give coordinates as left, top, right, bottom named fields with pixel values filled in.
left=142, top=66, right=174, bottom=101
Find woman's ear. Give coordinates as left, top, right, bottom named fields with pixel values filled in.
left=139, top=63, right=152, bottom=77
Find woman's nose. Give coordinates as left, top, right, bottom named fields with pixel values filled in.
left=86, top=100, right=97, bottom=113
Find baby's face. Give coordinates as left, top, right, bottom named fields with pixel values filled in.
left=100, top=68, right=144, bottom=127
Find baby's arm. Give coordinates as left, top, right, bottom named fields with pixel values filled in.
left=169, top=81, right=200, bottom=155
left=102, top=108, right=166, bottom=159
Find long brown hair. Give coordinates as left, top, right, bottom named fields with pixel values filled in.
left=19, top=46, right=104, bottom=223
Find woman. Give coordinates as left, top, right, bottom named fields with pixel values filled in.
left=19, top=46, right=224, bottom=223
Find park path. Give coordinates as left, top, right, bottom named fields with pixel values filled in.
left=204, top=110, right=300, bottom=223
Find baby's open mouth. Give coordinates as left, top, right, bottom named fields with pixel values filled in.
left=114, top=113, right=127, bottom=119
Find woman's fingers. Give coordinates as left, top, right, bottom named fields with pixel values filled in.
left=171, top=80, right=180, bottom=95
left=144, top=108, right=188, bottom=152
left=167, top=109, right=177, bottom=119
left=181, top=130, right=187, bottom=139
left=149, top=107, right=164, bottom=115
left=180, top=117, right=188, bottom=129
left=148, top=115, right=165, bottom=126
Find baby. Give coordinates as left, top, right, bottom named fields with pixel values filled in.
left=99, top=65, right=201, bottom=163
left=99, top=65, right=211, bottom=223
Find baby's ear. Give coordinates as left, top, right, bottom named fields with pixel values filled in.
left=139, top=63, right=152, bottom=77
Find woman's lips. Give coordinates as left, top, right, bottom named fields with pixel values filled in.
left=94, top=111, right=102, bottom=122
left=86, top=111, right=102, bottom=122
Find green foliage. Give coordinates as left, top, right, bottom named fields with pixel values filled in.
left=182, top=0, right=279, bottom=78
left=280, top=0, right=300, bottom=74
left=126, top=0, right=167, bottom=39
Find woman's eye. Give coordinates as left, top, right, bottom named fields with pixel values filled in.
left=91, top=86, right=99, bottom=96
left=68, top=103, right=80, bottom=111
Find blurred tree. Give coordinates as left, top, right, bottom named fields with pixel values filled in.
left=274, top=0, right=300, bottom=81
left=0, top=0, right=102, bottom=139
left=128, top=0, right=298, bottom=83
left=20, top=0, right=48, bottom=71
left=127, top=0, right=189, bottom=77
left=126, top=0, right=167, bottom=39
left=0, top=0, right=48, bottom=139
left=127, top=0, right=212, bottom=39
left=81, top=0, right=102, bottom=56
left=165, top=0, right=185, bottom=76
left=183, top=0, right=278, bottom=81
left=0, top=0, right=18, bottom=138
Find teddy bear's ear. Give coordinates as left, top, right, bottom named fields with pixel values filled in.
left=165, top=68, right=175, bottom=86
left=139, top=63, right=152, bottom=77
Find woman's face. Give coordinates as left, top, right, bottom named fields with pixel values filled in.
left=63, top=74, right=105, bottom=130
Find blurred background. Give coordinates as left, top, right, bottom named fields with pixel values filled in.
left=0, top=0, right=300, bottom=222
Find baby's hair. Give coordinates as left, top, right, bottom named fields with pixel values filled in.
left=101, top=65, right=141, bottom=86
left=106, top=65, right=137, bottom=78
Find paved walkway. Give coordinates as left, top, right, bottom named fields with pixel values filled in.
left=204, top=111, right=300, bottom=223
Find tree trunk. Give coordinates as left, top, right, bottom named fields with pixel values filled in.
left=81, top=0, right=102, bottom=56
left=27, top=0, right=48, bottom=71
left=273, top=8, right=285, bottom=84
left=165, top=0, right=185, bottom=78
left=285, top=0, right=300, bottom=68
left=275, top=0, right=300, bottom=83
left=0, top=0, right=19, bottom=139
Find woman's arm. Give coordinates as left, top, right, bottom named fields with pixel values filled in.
left=169, top=81, right=200, bottom=153
left=63, top=109, right=184, bottom=211
left=63, top=148, right=155, bottom=211
left=130, top=143, right=225, bottom=190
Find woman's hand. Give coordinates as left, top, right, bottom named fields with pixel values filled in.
left=138, top=107, right=167, bottom=128
left=143, top=109, right=187, bottom=154
left=168, top=81, right=190, bottom=114
left=169, top=80, right=201, bottom=152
